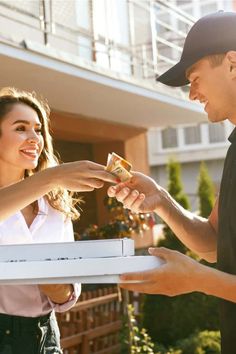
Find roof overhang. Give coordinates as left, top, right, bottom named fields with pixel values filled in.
left=0, top=40, right=206, bottom=128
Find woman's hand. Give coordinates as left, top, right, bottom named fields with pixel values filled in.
left=0, top=160, right=116, bottom=221
left=47, top=160, right=117, bottom=192
left=39, top=284, right=74, bottom=304
left=107, top=171, right=165, bottom=213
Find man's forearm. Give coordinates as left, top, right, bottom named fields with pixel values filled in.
left=199, top=264, right=236, bottom=303
left=155, top=188, right=217, bottom=261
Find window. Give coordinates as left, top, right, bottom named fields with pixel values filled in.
left=161, top=127, right=178, bottom=149
left=75, top=0, right=93, bottom=61
left=208, top=123, right=225, bottom=143
left=184, top=125, right=201, bottom=145
left=93, top=0, right=131, bottom=74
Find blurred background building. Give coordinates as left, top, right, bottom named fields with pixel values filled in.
left=0, top=0, right=234, bottom=231
left=148, top=0, right=235, bottom=211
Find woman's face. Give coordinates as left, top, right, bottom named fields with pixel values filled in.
left=0, top=103, right=44, bottom=173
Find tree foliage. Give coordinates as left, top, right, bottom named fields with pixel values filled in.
left=167, top=159, right=190, bottom=210
left=142, top=159, right=219, bottom=347
left=158, top=159, right=189, bottom=253
left=173, top=330, right=221, bottom=354
left=198, top=162, right=215, bottom=218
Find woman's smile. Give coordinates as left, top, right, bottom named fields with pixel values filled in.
left=19, top=147, right=39, bottom=160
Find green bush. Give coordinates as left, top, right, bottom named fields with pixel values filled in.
left=142, top=293, right=219, bottom=346
left=142, top=159, right=219, bottom=346
left=198, top=162, right=215, bottom=218
left=122, top=303, right=220, bottom=354
left=154, top=330, right=220, bottom=354
left=174, top=330, right=221, bottom=354
left=121, top=303, right=156, bottom=354
left=158, top=159, right=189, bottom=253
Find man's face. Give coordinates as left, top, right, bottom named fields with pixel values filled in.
left=186, top=56, right=236, bottom=124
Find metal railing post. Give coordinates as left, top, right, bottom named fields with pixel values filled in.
left=127, top=0, right=136, bottom=77
left=150, top=0, right=158, bottom=76
left=40, top=0, right=48, bottom=45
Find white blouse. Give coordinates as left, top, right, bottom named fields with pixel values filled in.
left=0, top=197, right=81, bottom=317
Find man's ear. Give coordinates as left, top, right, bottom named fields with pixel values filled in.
left=226, top=51, right=236, bottom=76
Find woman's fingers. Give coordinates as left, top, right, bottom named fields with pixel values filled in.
left=80, top=162, right=117, bottom=184
left=58, top=161, right=117, bottom=186
left=75, top=160, right=105, bottom=171
left=91, top=170, right=117, bottom=183
left=70, top=178, right=107, bottom=191
left=78, top=178, right=104, bottom=189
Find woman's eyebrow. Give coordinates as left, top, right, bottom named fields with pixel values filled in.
left=12, top=120, right=41, bottom=127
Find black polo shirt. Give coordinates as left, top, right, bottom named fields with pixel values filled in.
left=218, top=127, right=236, bottom=354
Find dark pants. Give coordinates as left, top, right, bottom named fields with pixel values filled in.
left=0, top=311, right=62, bottom=354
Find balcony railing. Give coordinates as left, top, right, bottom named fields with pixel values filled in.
left=0, top=0, right=198, bottom=98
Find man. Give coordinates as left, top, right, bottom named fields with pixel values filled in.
left=107, top=11, right=236, bottom=354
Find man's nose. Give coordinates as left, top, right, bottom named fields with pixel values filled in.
left=189, top=84, right=198, bottom=101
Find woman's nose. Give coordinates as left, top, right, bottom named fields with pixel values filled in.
left=26, top=131, right=40, bottom=143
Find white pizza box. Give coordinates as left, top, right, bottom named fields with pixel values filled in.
left=0, top=238, right=134, bottom=262
left=0, top=256, right=164, bottom=284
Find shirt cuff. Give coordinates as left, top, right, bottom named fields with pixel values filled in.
left=48, top=283, right=81, bottom=313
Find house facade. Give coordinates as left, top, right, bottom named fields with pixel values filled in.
left=0, top=0, right=205, bottom=234
left=148, top=0, right=236, bottom=212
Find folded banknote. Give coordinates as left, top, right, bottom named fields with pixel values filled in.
left=106, top=152, right=132, bottom=182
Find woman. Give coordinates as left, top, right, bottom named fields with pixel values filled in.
left=0, top=87, right=115, bottom=354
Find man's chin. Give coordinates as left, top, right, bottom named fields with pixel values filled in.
left=207, top=114, right=226, bottom=123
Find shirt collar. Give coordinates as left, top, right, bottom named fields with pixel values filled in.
left=228, top=127, right=236, bottom=143
left=38, top=196, right=48, bottom=215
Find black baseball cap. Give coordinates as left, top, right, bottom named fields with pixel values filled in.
left=156, top=11, right=236, bottom=87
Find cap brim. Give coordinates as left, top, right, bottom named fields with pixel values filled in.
left=156, top=59, right=193, bottom=87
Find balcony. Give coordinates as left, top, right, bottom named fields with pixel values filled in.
left=0, top=0, right=205, bottom=127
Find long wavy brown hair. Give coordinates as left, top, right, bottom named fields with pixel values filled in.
left=0, top=87, right=80, bottom=220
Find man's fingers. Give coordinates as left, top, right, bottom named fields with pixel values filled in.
left=120, top=269, right=153, bottom=282
left=120, top=281, right=155, bottom=294
left=148, top=247, right=173, bottom=261
left=128, top=193, right=145, bottom=212
left=107, top=185, right=129, bottom=198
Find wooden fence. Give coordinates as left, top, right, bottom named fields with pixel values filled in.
left=57, top=286, right=123, bottom=354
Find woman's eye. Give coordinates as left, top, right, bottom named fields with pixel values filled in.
left=16, top=126, right=25, bottom=131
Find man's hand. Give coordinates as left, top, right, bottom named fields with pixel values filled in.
left=107, top=172, right=165, bottom=213
left=120, top=247, right=205, bottom=296
left=39, top=284, right=74, bottom=304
